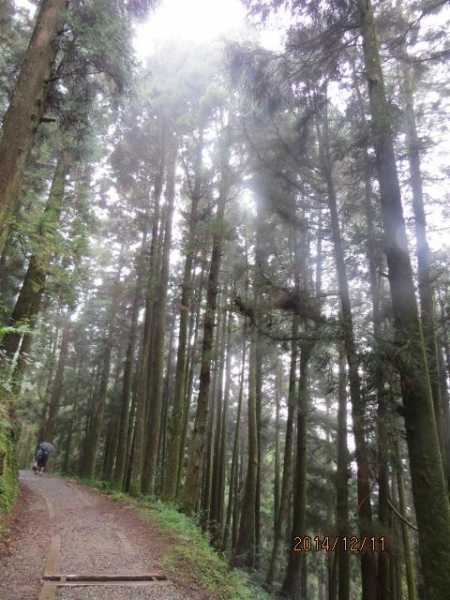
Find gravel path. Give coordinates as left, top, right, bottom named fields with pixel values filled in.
left=0, top=472, right=217, bottom=600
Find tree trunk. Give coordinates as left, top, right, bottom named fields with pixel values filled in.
left=234, top=327, right=258, bottom=568
left=111, top=227, right=148, bottom=490
left=128, top=142, right=165, bottom=496
left=141, top=143, right=178, bottom=496
left=79, top=262, right=123, bottom=479
left=321, top=108, right=377, bottom=599
left=282, top=340, right=312, bottom=598
left=266, top=315, right=299, bottom=587
left=209, top=298, right=229, bottom=543
left=223, top=338, right=246, bottom=553
left=0, top=0, right=68, bottom=252
left=42, top=312, right=70, bottom=441
left=183, top=139, right=230, bottom=513
left=161, top=131, right=205, bottom=502
left=393, top=438, right=417, bottom=600
left=336, top=347, right=350, bottom=600
left=1, top=150, right=70, bottom=405
left=401, top=62, right=446, bottom=469
left=358, top=3, right=450, bottom=597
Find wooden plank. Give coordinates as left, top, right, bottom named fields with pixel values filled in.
left=38, top=583, right=57, bottom=600
left=44, top=535, right=60, bottom=577
left=44, top=573, right=168, bottom=580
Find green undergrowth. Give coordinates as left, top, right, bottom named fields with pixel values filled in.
left=77, top=478, right=272, bottom=600
left=143, top=501, right=272, bottom=600
left=0, top=405, right=18, bottom=532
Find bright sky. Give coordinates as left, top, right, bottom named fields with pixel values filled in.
left=134, top=0, right=282, bottom=58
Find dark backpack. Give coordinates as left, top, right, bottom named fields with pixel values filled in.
left=37, top=447, right=50, bottom=460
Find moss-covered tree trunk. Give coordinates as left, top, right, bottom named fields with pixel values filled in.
left=357, top=3, right=450, bottom=597
left=0, top=0, right=68, bottom=252
left=1, top=150, right=70, bottom=401
left=401, top=63, right=447, bottom=468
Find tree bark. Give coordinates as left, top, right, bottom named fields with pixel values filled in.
left=183, top=136, right=230, bottom=513
left=282, top=340, right=312, bottom=598
left=319, top=103, right=377, bottom=599
left=128, top=141, right=165, bottom=496
left=162, top=131, right=204, bottom=502
left=266, top=316, right=298, bottom=587
left=1, top=149, right=70, bottom=400
left=336, top=347, right=350, bottom=600
left=79, top=261, right=124, bottom=479
left=111, top=227, right=148, bottom=490
left=234, top=327, right=258, bottom=568
left=0, top=0, right=68, bottom=252
left=141, top=143, right=178, bottom=496
left=357, top=3, right=450, bottom=597
left=42, top=311, right=70, bottom=441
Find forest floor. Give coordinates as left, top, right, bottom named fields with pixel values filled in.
left=0, top=471, right=224, bottom=600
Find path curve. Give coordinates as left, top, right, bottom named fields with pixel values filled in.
left=0, top=471, right=215, bottom=600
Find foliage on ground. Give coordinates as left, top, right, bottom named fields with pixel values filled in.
left=0, top=402, right=18, bottom=530
left=144, top=501, right=273, bottom=600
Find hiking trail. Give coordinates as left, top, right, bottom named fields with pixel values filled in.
left=0, top=471, right=216, bottom=600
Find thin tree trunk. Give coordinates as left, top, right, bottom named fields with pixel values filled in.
left=79, top=261, right=124, bottom=479
left=141, top=143, right=177, bottom=496
left=336, top=347, right=350, bottom=600
left=128, top=143, right=165, bottom=495
left=111, top=228, right=148, bottom=490
left=162, top=132, right=205, bottom=502
left=282, top=340, right=312, bottom=598
left=183, top=140, right=230, bottom=513
left=266, top=315, right=299, bottom=587
left=320, top=103, right=377, bottom=598
left=42, top=312, right=70, bottom=441
left=223, top=338, right=246, bottom=553
left=393, top=438, right=417, bottom=600
left=234, top=327, right=258, bottom=568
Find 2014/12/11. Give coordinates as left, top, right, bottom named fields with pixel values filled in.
left=293, top=535, right=387, bottom=553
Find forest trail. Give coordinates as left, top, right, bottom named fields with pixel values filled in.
left=0, top=472, right=216, bottom=600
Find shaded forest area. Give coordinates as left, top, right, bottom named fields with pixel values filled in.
left=1, top=0, right=450, bottom=598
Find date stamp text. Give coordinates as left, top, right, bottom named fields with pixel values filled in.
left=293, top=535, right=387, bottom=553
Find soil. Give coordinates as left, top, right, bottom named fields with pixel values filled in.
left=0, top=471, right=219, bottom=600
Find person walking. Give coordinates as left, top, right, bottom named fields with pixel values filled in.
left=32, top=441, right=55, bottom=474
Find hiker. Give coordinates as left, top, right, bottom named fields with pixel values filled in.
left=32, top=441, right=55, bottom=475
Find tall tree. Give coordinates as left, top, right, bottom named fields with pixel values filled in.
left=0, top=0, right=68, bottom=253
left=183, top=124, right=233, bottom=513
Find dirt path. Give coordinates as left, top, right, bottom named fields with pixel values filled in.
left=0, top=472, right=217, bottom=600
